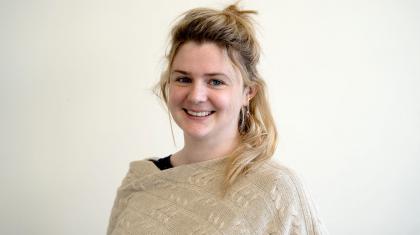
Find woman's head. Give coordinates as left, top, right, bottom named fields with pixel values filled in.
left=167, top=41, right=252, bottom=142
left=159, top=4, right=264, bottom=132
left=155, top=3, right=277, bottom=188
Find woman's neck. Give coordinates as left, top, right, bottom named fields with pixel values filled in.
left=171, top=134, right=240, bottom=167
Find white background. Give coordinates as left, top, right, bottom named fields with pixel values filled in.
left=1, top=0, right=419, bottom=234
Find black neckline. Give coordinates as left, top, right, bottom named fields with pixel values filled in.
left=149, top=155, right=173, bottom=170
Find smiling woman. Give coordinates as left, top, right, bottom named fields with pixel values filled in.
left=107, top=3, right=327, bottom=235
left=167, top=41, right=250, bottom=158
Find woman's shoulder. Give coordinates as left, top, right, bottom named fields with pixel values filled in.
left=246, top=159, right=328, bottom=234
left=249, top=159, right=303, bottom=188
left=118, top=158, right=159, bottom=186
left=129, top=157, right=156, bottom=170
left=249, top=159, right=316, bottom=205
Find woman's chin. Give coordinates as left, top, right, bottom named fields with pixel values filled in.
left=183, top=130, right=211, bottom=140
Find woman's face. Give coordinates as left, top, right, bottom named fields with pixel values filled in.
left=168, top=41, right=249, bottom=141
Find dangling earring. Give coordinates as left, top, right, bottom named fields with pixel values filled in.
left=239, top=105, right=250, bottom=134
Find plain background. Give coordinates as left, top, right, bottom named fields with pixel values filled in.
left=1, top=0, right=419, bottom=234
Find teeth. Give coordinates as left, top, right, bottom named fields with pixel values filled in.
left=186, top=110, right=212, bottom=117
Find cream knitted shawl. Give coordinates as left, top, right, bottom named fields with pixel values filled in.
left=107, top=157, right=327, bottom=235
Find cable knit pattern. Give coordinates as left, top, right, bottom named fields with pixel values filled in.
left=107, top=157, right=327, bottom=235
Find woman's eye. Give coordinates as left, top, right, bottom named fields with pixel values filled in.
left=209, top=79, right=224, bottom=86
left=176, top=77, right=191, bottom=83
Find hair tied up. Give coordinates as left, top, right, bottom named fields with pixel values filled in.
left=155, top=3, right=277, bottom=191
left=223, top=4, right=257, bottom=16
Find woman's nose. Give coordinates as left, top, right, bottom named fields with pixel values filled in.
left=187, top=82, right=207, bottom=103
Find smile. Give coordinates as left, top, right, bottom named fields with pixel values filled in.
left=183, top=109, right=214, bottom=117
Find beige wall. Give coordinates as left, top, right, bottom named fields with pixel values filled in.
left=1, top=0, right=419, bottom=234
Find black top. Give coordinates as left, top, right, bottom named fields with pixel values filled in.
left=149, top=155, right=173, bottom=170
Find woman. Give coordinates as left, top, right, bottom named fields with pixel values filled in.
left=107, top=4, right=326, bottom=235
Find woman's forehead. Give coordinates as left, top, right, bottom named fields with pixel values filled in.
left=171, top=41, right=242, bottom=81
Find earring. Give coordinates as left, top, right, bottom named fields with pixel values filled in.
left=239, top=105, right=250, bottom=134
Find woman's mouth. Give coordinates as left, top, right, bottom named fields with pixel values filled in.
left=183, top=109, right=215, bottom=117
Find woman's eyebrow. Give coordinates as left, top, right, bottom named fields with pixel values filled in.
left=172, top=69, right=190, bottom=75
left=172, top=69, right=231, bottom=80
left=205, top=72, right=229, bottom=78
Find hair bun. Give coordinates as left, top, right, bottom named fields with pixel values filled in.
left=223, top=4, right=257, bottom=16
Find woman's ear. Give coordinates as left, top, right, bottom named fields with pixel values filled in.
left=243, top=84, right=258, bottom=106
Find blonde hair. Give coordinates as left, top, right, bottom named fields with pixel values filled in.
left=155, top=4, right=278, bottom=189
